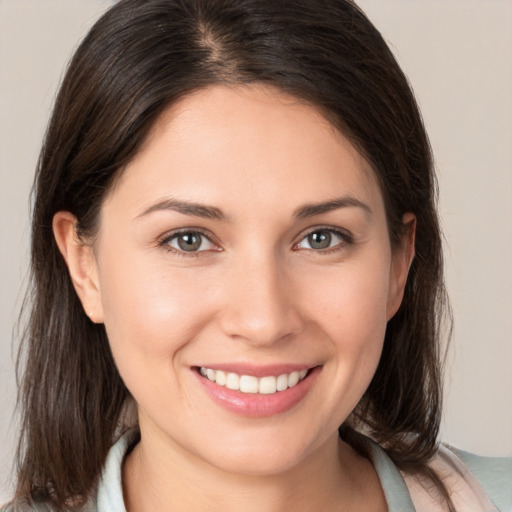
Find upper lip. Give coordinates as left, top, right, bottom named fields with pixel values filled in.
left=193, top=363, right=318, bottom=378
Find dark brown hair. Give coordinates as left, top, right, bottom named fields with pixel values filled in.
left=13, top=0, right=450, bottom=509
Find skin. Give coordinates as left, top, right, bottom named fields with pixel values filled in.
left=54, top=84, right=415, bottom=511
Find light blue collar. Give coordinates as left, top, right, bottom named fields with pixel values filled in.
left=93, top=429, right=415, bottom=512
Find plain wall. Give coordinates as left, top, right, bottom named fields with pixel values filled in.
left=1, top=0, right=511, bottom=502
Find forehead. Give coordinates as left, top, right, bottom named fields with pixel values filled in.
left=107, top=84, right=382, bottom=218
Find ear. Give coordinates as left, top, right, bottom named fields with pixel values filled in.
left=386, top=212, right=416, bottom=320
left=52, top=211, right=104, bottom=323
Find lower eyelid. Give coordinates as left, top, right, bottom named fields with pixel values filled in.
left=295, top=228, right=352, bottom=250
left=158, top=228, right=352, bottom=255
left=159, top=230, right=223, bottom=255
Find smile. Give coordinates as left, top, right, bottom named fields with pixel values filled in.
left=199, top=367, right=309, bottom=395
left=194, top=364, right=321, bottom=417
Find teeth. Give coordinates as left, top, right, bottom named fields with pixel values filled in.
left=216, top=370, right=226, bottom=386
left=225, top=372, right=240, bottom=390
left=288, top=371, right=300, bottom=387
left=199, top=367, right=310, bottom=394
left=259, top=376, right=276, bottom=394
left=276, top=374, right=288, bottom=391
left=240, top=375, right=259, bottom=393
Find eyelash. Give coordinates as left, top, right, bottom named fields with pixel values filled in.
left=157, top=228, right=219, bottom=258
left=157, top=226, right=353, bottom=257
left=292, top=226, right=354, bottom=254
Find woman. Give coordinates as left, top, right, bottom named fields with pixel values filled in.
left=4, top=0, right=511, bottom=511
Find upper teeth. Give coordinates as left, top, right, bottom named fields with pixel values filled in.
left=199, top=367, right=308, bottom=395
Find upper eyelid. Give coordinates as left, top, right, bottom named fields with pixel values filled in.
left=157, top=228, right=222, bottom=253
left=157, top=225, right=353, bottom=250
left=159, top=227, right=216, bottom=243
left=292, top=227, right=354, bottom=253
left=296, top=225, right=353, bottom=242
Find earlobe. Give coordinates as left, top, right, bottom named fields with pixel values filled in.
left=52, top=212, right=104, bottom=323
left=386, top=213, right=416, bottom=320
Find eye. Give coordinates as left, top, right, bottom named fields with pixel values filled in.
left=295, top=228, right=349, bottom=251
left=162, top=231, right=217, bottom=253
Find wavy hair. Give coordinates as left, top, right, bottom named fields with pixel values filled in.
left=13, top=0, right=451, bottom=509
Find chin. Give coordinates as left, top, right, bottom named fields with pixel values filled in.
left=210, top=446, right=307, bottom=477
left=197, top=424, right=330, bottom=477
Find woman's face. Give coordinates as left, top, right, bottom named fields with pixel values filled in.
left=79, top=85, right=412, bottom=474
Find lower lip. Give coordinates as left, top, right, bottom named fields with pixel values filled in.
left=194, top=367, right=321, bottom=418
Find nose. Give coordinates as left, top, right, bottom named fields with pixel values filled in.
left=217, top=254, right=304, bottom=347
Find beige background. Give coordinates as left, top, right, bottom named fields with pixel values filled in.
left=1, top=0, right=511, bottom=501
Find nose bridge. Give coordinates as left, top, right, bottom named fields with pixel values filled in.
left=218, top=249, right=303, bottom=346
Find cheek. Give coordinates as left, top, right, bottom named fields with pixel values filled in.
left=302, top=258, right=390, bottom=344
left=97, top=256, right=216, bottom=382
left=299, top=259, right=390, bottom=411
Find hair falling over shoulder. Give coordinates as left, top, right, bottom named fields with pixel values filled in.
left=11, top=0, right=452, bottom=510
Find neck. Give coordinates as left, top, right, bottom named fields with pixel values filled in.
left=122, top=425, right=385, bottom=512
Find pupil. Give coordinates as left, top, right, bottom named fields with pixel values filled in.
left=309, top=231, right=331, bottom=249
left=178, top=233, right=201, bottom=251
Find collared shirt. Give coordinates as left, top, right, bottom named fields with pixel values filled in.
left=90, top=430, right=512, bottom=512
left=3, top=430, right=510, bottom=511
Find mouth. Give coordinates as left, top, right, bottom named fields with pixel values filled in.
left=193, top=364, right=321, bottom=417
left=197, top=366, right=310, bottom=395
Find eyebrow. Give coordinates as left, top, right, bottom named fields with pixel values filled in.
left=294, top=196, right=373, bottom=219
left=136, top=195, right=372, bottom=222
left=136, top=198, right=227, bottom=221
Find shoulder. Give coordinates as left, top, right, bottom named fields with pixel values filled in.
left=1, top=502, right=39, bottom=512
left=1, top=500, right=95, bottom=512
left=390, top=441, right=512, bottom=512
left=421, top=444, right=512, bottom=512
left=1, top=430, right=137, bottom=512
left=0, top=502, right=52, bottom=512
left=448, top=446, right=512, bottom=511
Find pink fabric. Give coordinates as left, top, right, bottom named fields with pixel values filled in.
left=401, top=445, right=498, bottom=512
